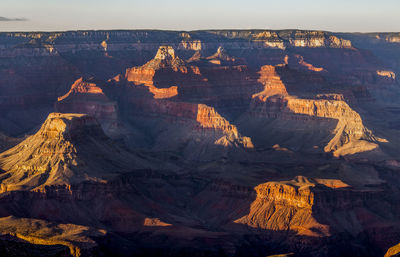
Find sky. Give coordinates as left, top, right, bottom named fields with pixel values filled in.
left=0, top=0, right=399, bottom=32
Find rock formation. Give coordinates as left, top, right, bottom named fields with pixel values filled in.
left=241, top=64, right=384, bottom=157
left=55, top=77, right=119, bottom=135
left=0, top=216, right=106, bottom=257
left=0, top=113, right=153, bottom=191
left=119, top=46, right=255, bottom=159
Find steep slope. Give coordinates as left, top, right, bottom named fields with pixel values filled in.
left=55, top=77, right=119, bottom=135
left=240, top=64, right=385, bottom=157
left=124, top=45, right=199, bottom=99
left=119, top=46, right=255, bottom=160
left=150, top=102, right=254, bottom=160
left=0, top=113, right=153, bottom=191
left=233, top=177, right=333, bottom=237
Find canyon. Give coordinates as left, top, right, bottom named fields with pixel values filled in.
left=0, top=29, right=400, bottom=256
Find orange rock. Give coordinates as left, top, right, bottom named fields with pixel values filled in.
left=252, top=65, right=288, bottom=101
left=55, top=78, right=119, bottom=135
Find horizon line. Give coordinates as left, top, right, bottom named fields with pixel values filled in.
left=0, top=28, right=399, bottom=34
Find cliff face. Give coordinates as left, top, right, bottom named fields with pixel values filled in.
left=239, top=63, right=384, bottom=157
left=125, top=45, right=201, bottom=99
left=246, top=95, right=380, bottom=157
left=252, top=65, right=289, bottom=101
left=234, top=178, right=327, bottom=237
left=125, top=98, right=254, bottom=160
left=55, top=78, right=119, bottom=135
left=119, top=45, right=255, bottom=159
left=0, top=30, right=353, bottom=55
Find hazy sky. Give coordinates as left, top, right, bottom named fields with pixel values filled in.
left=0, top=0, right=399, bottom=32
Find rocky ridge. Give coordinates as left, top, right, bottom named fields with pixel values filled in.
left=0, top=113, right=153, bottom=191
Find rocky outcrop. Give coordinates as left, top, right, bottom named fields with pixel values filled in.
left=252, top=65, right=288, bottom=101
left=0, top=216, right=106, bottom=257
left=286, top=54, right=325, bottom=72
left=248, top=94, right=381, bottom=156
left=385, top=242, right=400, bottom=257
left=55, top=77, right=119, bottom=135
left=0, top=113, right=154, bottom=191
left=234, top=175, right=391, bottom=242
left=119, top=45, right=255, bottom=159
left=241, top=63, right=384, bottom=156
left=377, top=70, right=396, bottom=80
left=127, top=98, right=254, bottom=159
left=287, top=31, right=352, bottom=48
left=125, top=45, right=204, bottom=99
left=234, top=177, right=329, bottom=237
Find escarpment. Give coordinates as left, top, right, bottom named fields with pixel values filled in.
left=248, top=94, right=380, bottom=156
left=240, top=64, right=383, bottom=157
left=55, top=77, right=120, bottom=135
left=234, top=178, right=327, bottom=237
left=125, top=98, right=254, bottom=159
left=0, top=30, right=353, bottom=56
left=233, top=175, right=392, bottom=241
left=124, top=45, right=201, bottom=99
left=117, top=45, right=255, bottom=159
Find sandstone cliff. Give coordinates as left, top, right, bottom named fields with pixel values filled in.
left=55, top=77, right=119, bottom=135
left=119, top=46, right=255, bottom=159
left=242, top=65, right=384, bottom=157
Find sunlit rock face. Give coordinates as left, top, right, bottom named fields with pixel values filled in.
left=118, top=45, right=256, bottom=159
left=124, top=46, right=189, bottom=99
left=234, top=177, right=328, bottom=237
left=55, top=77, right=119, bottom=135
left=56, top=77, right=117, bottom=120
left=287, top=31, right=352, bottom=48
left=0, top=113, right=153, bottom=191
left=252, top=65, right=289, bottom=101
left=233, top=174, right=392, bottom=240
left=386, top=242, right=400, bottom=257
left=239, top=62, right=383, bottom=157
left=377, top=70, right=396, bottom=80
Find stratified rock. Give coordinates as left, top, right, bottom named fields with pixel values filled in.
left=240, top=64, right=385, bottom=157
left=234, top=177, right=330, bottom=237
left=56, top=77, right=119, bottom=135
left=0, top=113, right=153, bottom=191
